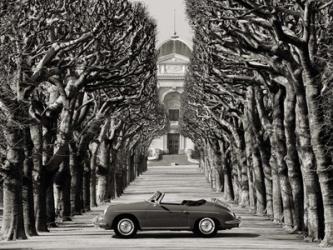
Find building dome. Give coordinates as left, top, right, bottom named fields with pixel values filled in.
left=158, top=36, right=192, bottom=58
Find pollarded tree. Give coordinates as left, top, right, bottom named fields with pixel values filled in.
left=187, top=0, right=299, bottom=233
left=0, top=0, right=160, bottom=240
left=38, top=0, right=157, bottom=226
left=0, top=0, right=113, bottom=236
left=185, top=0, right=333, bottom=246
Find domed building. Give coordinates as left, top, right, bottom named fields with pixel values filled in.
left=149, top=35, right=195, bottom=155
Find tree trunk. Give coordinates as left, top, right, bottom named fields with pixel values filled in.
left=239, top=157, right=249, bottom=208
left=211, top=141, right=222, bottom=192
left=22, top=129, right=38, bottom=236
left=272, top=86, right=294, bottom=229
left=252, top=145, right=266, bottom=215
left=247, top=87, right=266, bottom=215
left=294, top=81, right=323, bottom=240
left=42, top=121, right=58, bottom=228
left=258, top=141, right=273, bottom=217
left=222, top=149, right=234, bottom=201
left=82, top=157, right=91, bottom=212
left=69, top=143, right=82, bottom=215
left=1, top=123, right=27, bottom=240
left=89, top=120, right=111, bottom=206
left=89, top=142, right=98, bottom=207
left=283, top=85, right=304, bottom=232
left=96, top=141, right=109, bottom=205
left=247, top=161, right=256, bottom=212
left=255, top=89, right=274, bottom=217
left=134, top=150, right=141, bottom=178
left=46, top=183, right=56, bottom=226
left=302, top=70, right=333, bottom=246
left=30, top=124, right=49, bottom=232
left=271, top=154, right=283, bottom=223
left=54, top=157, right=71, bottom=222
left=236, top=128, right=249, bottom=207
left=207, top=143, right=216, bottom=189
left=126, top=154, right=131, bottom=187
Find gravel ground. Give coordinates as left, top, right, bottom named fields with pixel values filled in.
left=0, top=165, right=322, bottom=250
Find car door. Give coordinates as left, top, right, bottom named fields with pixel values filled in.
left=141, top=202, right=189, bottom=229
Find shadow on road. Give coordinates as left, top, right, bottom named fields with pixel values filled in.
left=221, top=233, right=260, bottom=238
left=112, top=232, right=260, bottom=239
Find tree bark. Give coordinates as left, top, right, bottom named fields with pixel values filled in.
left=244, top=102, right=256, bottom=212
left=237, top=124, right=249, bottom=208
left=69, top=143, right=82, bottom=215
left=82, top=157, right=91, bottom=212
left=54, top=156, right=71, bottom=222
left=302, top=70, right=333, bottom=245
left=106, top=150, right=116, bottom=201
left=255, top=89, right=274, bottom=217
left=89, top=142, right=98, bottom=207
left=46, top=183, right=56, bottom=226
left=271, top=153, right=283, bottom=223
left=294, top=79, right=323, bottom=240
left=42, top=120, right=58, bottom=227
left=212, top=140, right=223, bottom=192
left=89, top=120, right=110, bottom=207
left=252, top=145, right=266, bottom=215
left=258, top=141, right=273, bottom=217
left=96, top=141, right=109, bottom=205
left=22, top=129, right=38, bottom=236
left=247, top=87, right=266, bottom=215
left=222, top=147, right=234, bottom=201
left=272, top=86, right=294, bottom=229
left=283, top=85, right=304, bottom=232
left=1, top=123, right=27, bottom=240
left=30, top=124, right=49, bottom=232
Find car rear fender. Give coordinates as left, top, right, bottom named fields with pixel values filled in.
left=191, top=216, right=221, bottom=230
left=111, top=214, right=141, bottom=230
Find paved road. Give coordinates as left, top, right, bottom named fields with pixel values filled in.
left=0, top=165, right=321, bottom=250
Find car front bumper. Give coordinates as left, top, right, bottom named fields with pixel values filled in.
left=224, top=217, right=241, bottom=228
left=93, top=215, right=108, bottom=229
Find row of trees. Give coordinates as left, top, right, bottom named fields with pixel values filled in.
left=0, top=0, right=166, bottom=241
left=181, top=0, right=333, bottom=247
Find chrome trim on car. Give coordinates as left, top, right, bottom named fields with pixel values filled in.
left=187, top=211, right=219, bottom=214
left=141, top=226, right=191, bottom=230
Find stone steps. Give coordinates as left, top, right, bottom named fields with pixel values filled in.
left=148, top=154, right=193, bottom=166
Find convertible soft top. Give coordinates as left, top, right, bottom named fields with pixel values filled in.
left=181, top=199, right=206, bottom=206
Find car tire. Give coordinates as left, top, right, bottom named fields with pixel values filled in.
left=114, top=217, right=137, bottom=238
left=195, top=217, right=217, bottom=237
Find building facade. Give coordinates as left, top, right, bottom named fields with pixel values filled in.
left=149, top=35, right=195, bottom=155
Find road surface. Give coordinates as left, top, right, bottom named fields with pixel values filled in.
left=0, top=165, right=321, bottom=250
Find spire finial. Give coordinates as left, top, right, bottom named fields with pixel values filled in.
left=174, top=9, right=176, bottom=36
left=172, top=9, right=179, bottom=38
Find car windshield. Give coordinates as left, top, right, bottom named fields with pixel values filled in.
left=211, top=198, right=230, bottom=209
left=148, top=191, right=162, bottom=203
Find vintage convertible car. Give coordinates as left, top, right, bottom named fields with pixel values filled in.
left=95, top=191, right=240, bottom=238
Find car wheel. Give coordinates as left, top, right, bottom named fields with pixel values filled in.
left=114, top=217, right=137, bottom=238
left=195, top=217, right=217, bottom=237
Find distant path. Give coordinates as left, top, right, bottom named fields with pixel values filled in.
left=0, top=165, right=321, bottom=250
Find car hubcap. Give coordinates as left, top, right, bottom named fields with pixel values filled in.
left=199, top=218, right=215, bottom=234
left=118, top=218, right=134, bottom=235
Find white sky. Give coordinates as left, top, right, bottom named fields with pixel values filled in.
left=130, top=0, right=193, bottom=46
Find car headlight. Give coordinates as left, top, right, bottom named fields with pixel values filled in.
left=226, top=211, right=236, bottom=218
